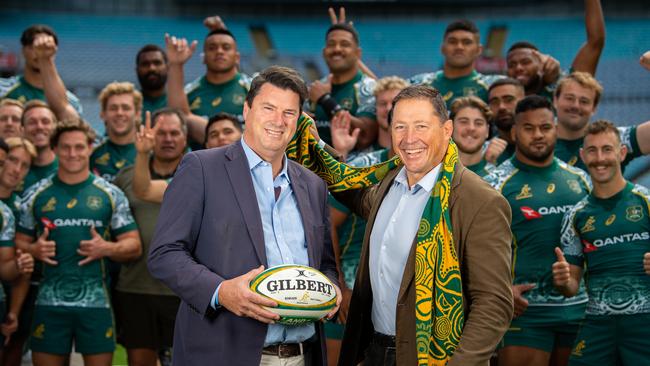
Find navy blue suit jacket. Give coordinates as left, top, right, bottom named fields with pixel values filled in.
left=148, top=141, right=337, bottom=366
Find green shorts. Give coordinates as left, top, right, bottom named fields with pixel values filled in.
left=569, top=313, right=650, bottom=366
left=324, top=321, right=344, bottom=340
left=0, top=300, right=5, bottom=347
left=30, top=305, right=115, bottom=355
left=500, top=304, right=585, bottom=352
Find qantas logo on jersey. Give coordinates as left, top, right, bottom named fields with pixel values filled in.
left=582, top=239, right=598, bottom=253
left=51, top=218, right=104, bottom=228
left=520, top=205, right=575, bottom=219
left=591, top=232, right=650, bottom=248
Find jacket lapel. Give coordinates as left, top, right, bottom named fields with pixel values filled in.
left=224, top=142, right=267, bottom=266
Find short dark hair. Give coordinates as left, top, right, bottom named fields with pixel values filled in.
left=246, top=66, right=308, bottom=113
left=388, top=85, right=448, bottom=124
left=444, top=20, right=479, bottom=38
left=151, top=107, right=187, bottom=135
left=508, top=41, right=539, bottom=54
left=21, top=24, right=58, bottom=46
left=585, top=120, right=621, bottom=143
left=515, top=95, right=554, bottom=115
left=326, top=24, right=360, bottom=45
left=206, top=29, right=236, bottom=42
left=488, top=77, right=524, bottom=94
left=206, top=112, right=242, bottom=134
left=22, top=100, right=56, bottom=127
left=51, top=118, right=96, bottom=149
left=136, top=44, right=167, bottom=65
left=0, top=138, right=8, bottom=154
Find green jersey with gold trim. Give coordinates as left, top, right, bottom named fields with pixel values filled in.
left=409, top=70, right=501, bottom=109
left=17, top=158, right=59, bottom=196
left=310, top=71, right=376, bottom=146
left=0, top=75, right=83, bottom=114
left=466, top=158, right=495, bottom=177
left=1, top=192, right=21, bottom=220
left=484, top=157, right=591, bottom=308
left=17, top=174, right=137, bottom=308
left=141, top=93, right=168, bottom=122
left=562, top=182, right=650, bottom=315
left=184, top=73, right=251, bottom=119
left=555, top=126, right=640, bottom=171
left=90, top=140, right=136, bottom=183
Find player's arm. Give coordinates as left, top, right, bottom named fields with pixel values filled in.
left=1, top=273, right=30, bottom=344
left=33, top=34, right=79, bottom=121
left=634, top=120, right=650, bottom=155
left=552, top=247, right=583, bottom=297
left=571, top=0, right=605, bottom=75
left=133, top=111, right=169, bottom=203
left=0, top=248, right=18, bottom=281
left=164, top=34, right=208, bottom=144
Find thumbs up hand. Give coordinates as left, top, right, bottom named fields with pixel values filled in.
left=552, top=247, right=571, bottom=288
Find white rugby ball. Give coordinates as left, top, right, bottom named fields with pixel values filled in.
left=249, top=264, right=337, bottom=325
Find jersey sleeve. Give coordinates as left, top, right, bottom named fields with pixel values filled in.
left=17, top=187, right=39, bottom=237
left=66, top=90, right=84, bottom=115
left=0, top=203, right=15, bottom=247
left=355, top=76, right=377, bottom=120
left=109, top=186, right=138, bottom=237
left=560, top=203, right=585, bottom=267
left=619, top=126, right=642, bottom=163
left=408, top=72, right=436, bottom=86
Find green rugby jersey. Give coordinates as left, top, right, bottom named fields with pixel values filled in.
left=90, top=139, right=136, bottom=183
left=17, top=174, right=137, bottom=308
left=17, top=158, right=59, bottom=196
left=466, top=158, right=495, bottom=177
left=310, top=71, right=376, bottom=146
left=0, top=76, right=83, bottom=115
left=485, top=157, right=591, bottom=307
left=562, top=182, right=650, bottom=315
left=0, top=201, right=15, bottom=303
left=141, top=93, right=168, bottom=122
left=184, top=73, right=251, bottom=119
left=555, top=126, right=641, bottom=171
left=1, top=192, right=21, bottom=220
left=409, top=70, right=501, bottom=109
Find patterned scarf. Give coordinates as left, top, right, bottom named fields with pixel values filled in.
left=288, top=113, right=463, bottom=365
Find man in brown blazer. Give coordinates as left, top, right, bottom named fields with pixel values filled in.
left=336, top=85, right=514, bottom=366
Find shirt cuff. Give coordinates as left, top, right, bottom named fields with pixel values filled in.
left=211, top=283, right=222, bottom=309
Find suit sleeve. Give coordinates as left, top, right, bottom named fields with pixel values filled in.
left=148, top=153, right=223, bottom=317
left=448, top=193, right=514, bottom=366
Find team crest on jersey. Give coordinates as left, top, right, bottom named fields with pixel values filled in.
left=105, top=327, right=113, bottom=338
left=567, top=156, right=578, bottom=166
left=17, top=96, right=27, bottom=104
left=95, top=153, right=110, bottom=166
left=567, top=180, right=582, bottom=194
left=572, top=340, right=586, bottom=357
left=33, top=324, right=45, bottom=339
left=516, top=184, right=533, bottom=200
left=115, top=159, right=126, bottom=169
left=41, top=197, right=57, bottom=212
left=547, top=183, right=556, bottom=194
left=211, top=97, right=222, bottom=107
left=605, top=214, right=616, bottom=226
left=626, top=206, right=643, bottom=222
left=442, top=91, right=453, bottom=101
left=340, top=98, right=353, bottom=110
left=581, top=216, right=596, bottom=233
left=87, top=196, right=102, bottom=210
left=190, top=97, right=201, bottom=111
left=463, top=87, right=478, bottom=97
left=232, top=94, right=245, bottom=105
left=66, top=198, right=77, bottom=209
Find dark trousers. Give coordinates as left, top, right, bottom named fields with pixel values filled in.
left=363, top=332, right=396, bottom=366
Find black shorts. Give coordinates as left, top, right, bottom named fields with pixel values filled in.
left=113, top=291, right=179, bottom=350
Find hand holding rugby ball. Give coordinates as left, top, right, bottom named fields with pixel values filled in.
left=249, top=265, right=338, bottom=325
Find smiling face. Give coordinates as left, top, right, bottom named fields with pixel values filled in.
left=323, top=29, right=360, bottom=75
left=554, top=80, right=597, bottom=133
left=0, top=104, right=23, bottom=139
left=54, top=130, right=92, bottom=176
left=242, top=82, right=300, bottom=164
left=391, top=98, right=453, bottom=186
left=452, top=106, right=490, bottom=154
left=0, top=146, right=32, bottom=190
left=581, top=131, right=626, bottom=185
left=101, top=93, right=139, bottom=140
left=23, top=106, right=56, bottom=150
left=507, top=48, right=542, bottom=89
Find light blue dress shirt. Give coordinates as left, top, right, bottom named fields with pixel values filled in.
left=213, top=138, right=314, bottom=346
left=369, top=165, right=441, bottom=335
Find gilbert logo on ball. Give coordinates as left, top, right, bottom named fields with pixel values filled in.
left=249, top=264, right=337, bottom=326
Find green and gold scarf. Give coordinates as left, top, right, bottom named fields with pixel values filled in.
left=288, top=113, right=464, bottom=365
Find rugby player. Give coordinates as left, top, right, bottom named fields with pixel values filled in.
left=554, top=120, right=650, bottom=365
left=484, top=96, right=591, bottom=366
left=19, top=101, right=58, bottom=194
left=450, top=96, right=495, bottom=177
left=0, top=100, right=24, bottom=140
left=15, top=119, right=140, bottom=366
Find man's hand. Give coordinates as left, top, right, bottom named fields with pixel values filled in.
left=328, top=7, right=351, bottom=25
left=164, top=33, right=197, bottom=66
left=484, top=137, right=508, bottom=164
left=309, top=75, right=333, bottom=103
left=218, top=266, right=280, bottom=324
left=204, top=15, right=227, bottom=31
left=78, top=226, right=110, bottom=266
left=643, top=252, right=650, bottom=275
left=512, top=283, right=536, bottom=318
left=331, top=111, right=359, bottom=160
left=32, top=228, right=57, bottom=266
left=552, top=247, right=572, bottom=288
left=136, top=111, right=156, bottom=154
left=33, top=34, right=57, bottom=62
left=0, top=312, right=18, bottom=346
left=640, top=51, right=650, bottom=72
left=325, top=283, right=342, bottom=321
left=336, top=285, right=353, bottom=324
left=534, top=50, right=561, bottom=85
left=16, top=249, right=33, bottom=274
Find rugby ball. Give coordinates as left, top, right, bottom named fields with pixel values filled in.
left=249, top=264, right=337, bottom=325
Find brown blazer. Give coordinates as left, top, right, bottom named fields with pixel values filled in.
left=337, top=163, right=513, bottom=366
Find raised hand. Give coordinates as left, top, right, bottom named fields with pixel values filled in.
left=33, top=228, right=57, bottom=266
left=203, top=15, right=228, bottom=31
left=328, top=7, right=351, bottom=25
left=136, top=111, right=156, bottom=154
left=484, top=137, right=508, bottom=164
left=533, top=50, right=561, bottom=85
left=331, top=110, right=359, bottom=159
left=640, top=51, right=650, bottom=72
left=218, top=266, right=280, bottom=324
left=33, top=34, right=57, bottom=62
left=309, top=74, right=333, bottom=103
left=78, top=226, right=109, bottom=266
left=165, top=33, right=198, bottom=66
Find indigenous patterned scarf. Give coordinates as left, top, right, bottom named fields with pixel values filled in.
left=287, top=113, right=464, bottom=365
